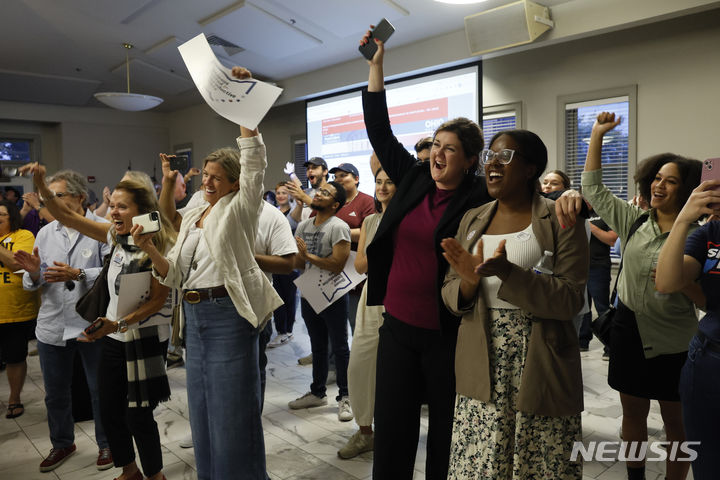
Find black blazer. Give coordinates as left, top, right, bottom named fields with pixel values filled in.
left=362, top=89, right=492, bottom=335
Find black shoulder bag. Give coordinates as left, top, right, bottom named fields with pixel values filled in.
left=591, top=214, right=648, bottom=346
left=75, top=245, right=115, bottom=322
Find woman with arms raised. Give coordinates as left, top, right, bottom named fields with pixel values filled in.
left=360, top=32, right=491, bottom=479
left=441, top=130, right=588, bottom=479
left=133, top=67, right=281, bottom=480
left=18, top=166, right=175, bottom=480
left=578, top=112, right=702, bottom=480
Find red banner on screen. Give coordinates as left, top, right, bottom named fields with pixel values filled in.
left=321, top=99, right=448, bottom=135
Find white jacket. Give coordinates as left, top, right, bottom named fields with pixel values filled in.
left=156, top=134, right=282, bottom=327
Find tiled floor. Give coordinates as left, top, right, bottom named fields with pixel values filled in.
left=0, top=322, right=691, bottom=480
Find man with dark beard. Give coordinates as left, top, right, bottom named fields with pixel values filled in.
left=288, top=181, right=355, bottom=423
left=287, top=157, right=329, bottom=223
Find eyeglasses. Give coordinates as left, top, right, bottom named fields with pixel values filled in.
left=480, top=149, right=516, bottom=165
left=316, top=188, right=338, bottom=202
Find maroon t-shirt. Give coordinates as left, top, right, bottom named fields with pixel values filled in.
left=335, top=191, right=376, bottom=251
left=384, top=187, right=455, bottom=330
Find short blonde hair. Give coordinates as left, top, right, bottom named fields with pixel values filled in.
left=203, top=148, right=241, bottom=184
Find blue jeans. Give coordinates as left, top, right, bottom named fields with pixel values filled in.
left=301, top=296, right=349, bottom=400
left=679, top=334, right=720, bottom=479
left=37, top=339, right=108, bottom=450
left=184, top=296, right=267, bottom=480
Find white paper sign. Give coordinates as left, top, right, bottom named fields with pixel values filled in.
left=117, top=271, right=152, bottom=320
left=178, top=33, right=283, bottom=129
left=294, top=251, right=367, bottom=314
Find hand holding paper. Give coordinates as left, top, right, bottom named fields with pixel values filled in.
left=178, top=34, right=283, bottom=129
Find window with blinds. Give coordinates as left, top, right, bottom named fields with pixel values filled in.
left=564, top=97, right=630, bottom=198
left=481, top=103, right=521, bottom=176
left=482, top=102, right=521, bottom=148
left=0, top=138, right=33, bottom=162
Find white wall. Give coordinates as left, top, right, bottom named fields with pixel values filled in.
left=167, top=101, right=306, bottom=193
left=482, top=9, right=720, bottom=168
left=0, top=101, right=169, bottom=194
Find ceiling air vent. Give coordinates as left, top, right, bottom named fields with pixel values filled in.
left=206, top=35, right=245, bottom=56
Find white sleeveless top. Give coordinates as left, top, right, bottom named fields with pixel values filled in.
left=475, top=224, right=542, bottom=309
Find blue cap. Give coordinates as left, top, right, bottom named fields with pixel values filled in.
left=329, top=163, right=359, bottom=177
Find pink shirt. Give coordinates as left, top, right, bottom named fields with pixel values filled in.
left=384, top=187, right=454, bottom=330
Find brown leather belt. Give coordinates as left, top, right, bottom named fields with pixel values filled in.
left=183, top=286, right=229, bottom=304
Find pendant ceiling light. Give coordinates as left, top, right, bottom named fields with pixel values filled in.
left=94, top=43, right=163, bottom=111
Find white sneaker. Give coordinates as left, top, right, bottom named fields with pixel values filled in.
left=179, top=433, right=193, bottom=449
left=288, top=392, right=327, bottom=410
left=337, top=397, right=353, bottom=422
left=267, top=335, right=284, bottom=348
left=338, top=430, right=373, bottom=459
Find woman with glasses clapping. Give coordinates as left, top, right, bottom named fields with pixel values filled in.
left=441, top=130, right=588, bottom=479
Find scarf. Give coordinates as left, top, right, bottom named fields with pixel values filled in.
left=125, top=325, right=170, bottom=408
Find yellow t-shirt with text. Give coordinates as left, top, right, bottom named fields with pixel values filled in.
left=0, top=229, right=39, bottom=323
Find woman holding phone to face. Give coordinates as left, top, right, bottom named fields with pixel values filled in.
left=18, top=163, right=175, bottom=480
left=655, top=180, right=720, bottom=479
left=132, top=68, right=282, bottom=480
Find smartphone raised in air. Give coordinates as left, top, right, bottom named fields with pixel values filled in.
left=358, top=18, right=395, bottom=61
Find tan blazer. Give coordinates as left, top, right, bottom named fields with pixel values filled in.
left=442, top=194, right=589, bottom=417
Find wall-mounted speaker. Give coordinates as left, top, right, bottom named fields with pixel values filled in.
left=464, top=1, right=554, bottom=56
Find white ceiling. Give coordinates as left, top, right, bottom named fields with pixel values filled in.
left=0, top=0, right=715, bottom=112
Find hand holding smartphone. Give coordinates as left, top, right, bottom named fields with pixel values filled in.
left=701, top=158, right=720, bottom=209
left=168, top=155, right=186, bottom=173
left=359, top=18, right=395, bottom=60
left=84, top=317, right=105, bottom=335
left=132, top=211, right=161, bottom=234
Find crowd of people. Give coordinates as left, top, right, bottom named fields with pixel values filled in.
left=1, top=34, right=717, bottom=480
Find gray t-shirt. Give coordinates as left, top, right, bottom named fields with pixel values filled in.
left=295, top=215, right=351, bottom=274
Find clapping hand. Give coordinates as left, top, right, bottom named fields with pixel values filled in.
left=44, top=261, right=80, bottom=283
left=14, top=247, right=41, bottom=276
left=296, top=237, right=308, bottom=261
left=22, top=192, right=41, bottom=210
left=474, top=240, right=511, bottom=280
left=441, top=238, right=485, bottom=286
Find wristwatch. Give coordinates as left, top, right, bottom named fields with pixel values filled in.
left=116, top=319, right=129, bottom=333
left=76, top=269, right=86, bottom=281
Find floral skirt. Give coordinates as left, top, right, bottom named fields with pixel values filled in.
left=448, top=308, right=582, bottom=480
